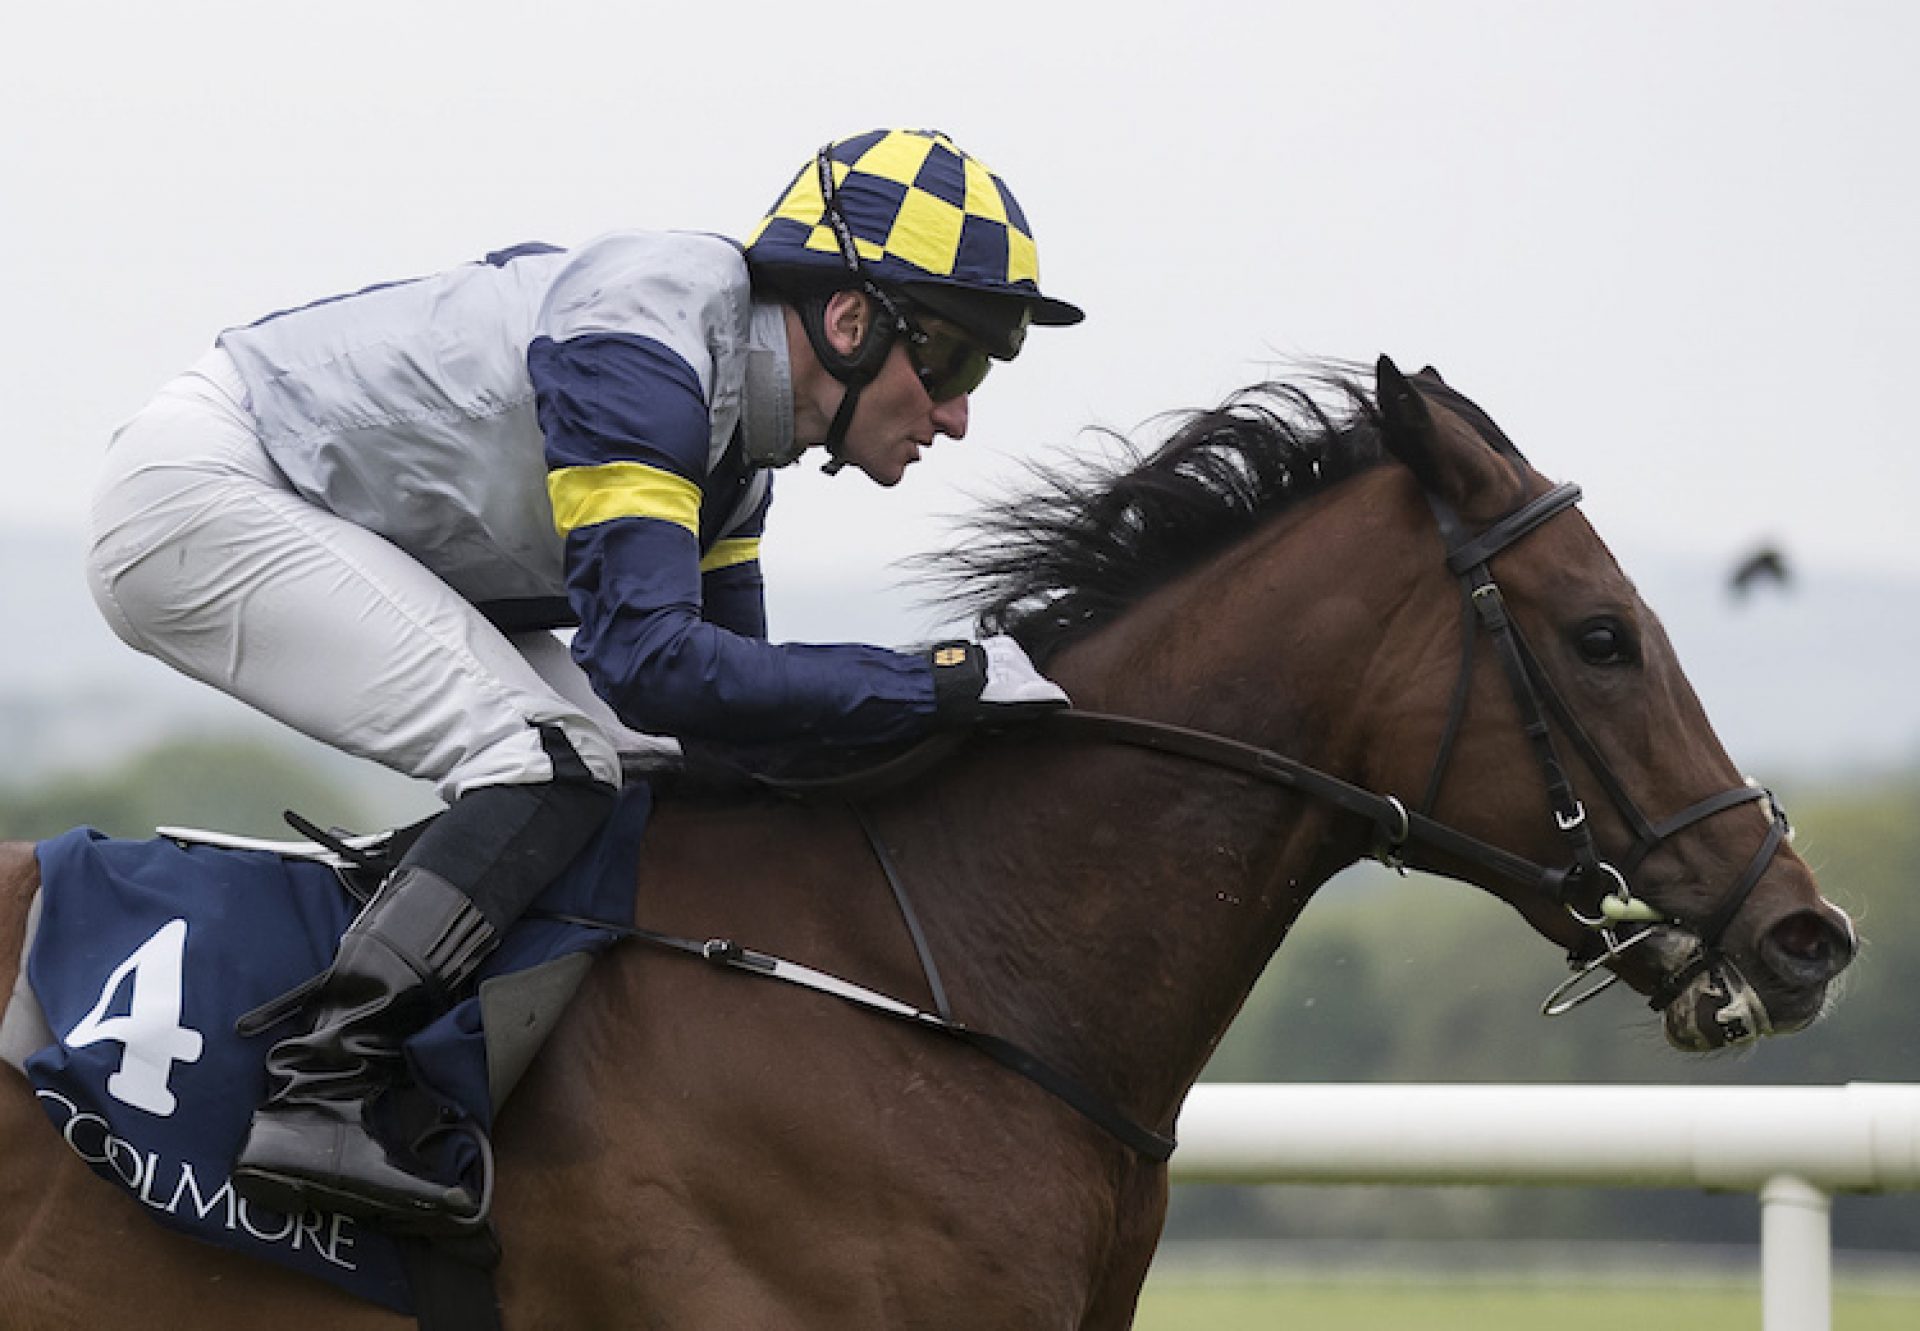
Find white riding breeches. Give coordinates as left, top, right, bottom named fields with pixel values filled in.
left=87, top=349, right=657, bottom=800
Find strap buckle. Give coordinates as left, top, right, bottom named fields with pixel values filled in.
left=1372, top=796, right=1412, bottom=875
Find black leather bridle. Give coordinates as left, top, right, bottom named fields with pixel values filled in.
left=1413, top=477, right=1789, bottom=1013
left=598, top=445, right=1793, bottom=1163
left=1040, top=468, right=1789, bottom=1020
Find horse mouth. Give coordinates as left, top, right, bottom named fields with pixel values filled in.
left=1660, top=956, right=1774, bottom=1051
left=1645, top=927, right=1833, bottom=1052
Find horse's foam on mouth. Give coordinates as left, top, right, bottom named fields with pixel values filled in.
left=1662, top=952, right=1773, bottom=1051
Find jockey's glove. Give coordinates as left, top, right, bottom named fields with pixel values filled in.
left=928, top=634, right=1070, bottom=726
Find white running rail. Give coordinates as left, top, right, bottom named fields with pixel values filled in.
left=1171, top=1083, right=1920, bottom=1331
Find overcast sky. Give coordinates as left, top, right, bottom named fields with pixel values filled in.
left=4, top=0, right=1915, bottom=628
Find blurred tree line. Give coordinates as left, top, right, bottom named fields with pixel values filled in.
left=0, top=738, right=377, bottom=841
left=3, top=743, right=1914, bottom=1253
left=1174, top=770, right=1920, bottom=1254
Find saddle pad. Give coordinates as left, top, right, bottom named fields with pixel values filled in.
left=0, top=889, right=51, bottom=1074
left=19, top=784, right=648, bottom=1314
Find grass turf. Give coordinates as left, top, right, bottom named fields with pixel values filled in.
left=1132, top=1279, right=1920, bottom=1329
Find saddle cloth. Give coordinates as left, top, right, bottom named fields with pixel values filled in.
left=13, top=784, right=647, bottom=1314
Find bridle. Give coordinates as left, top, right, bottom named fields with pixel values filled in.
left=598, top=422, right=1794, bottom=1163
left=1411, top=474, right=1789, bottom=1022
left=1407, top=385, right=1791, bottom=1023
left=1039, top=453, right=1790, bottom=1032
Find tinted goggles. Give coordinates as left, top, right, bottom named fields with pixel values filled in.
left=900, top=314, right=994, bottom=402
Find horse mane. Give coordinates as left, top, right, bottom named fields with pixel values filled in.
left=927, top=370, right=1388, bottom=664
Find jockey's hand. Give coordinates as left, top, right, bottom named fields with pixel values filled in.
left=928, top=635, right=1070, bottom=726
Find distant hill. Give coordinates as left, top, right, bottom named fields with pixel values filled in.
left=3, top=524, right=1916, bottom=792
left=1626, top=556, right=1920, bottom=777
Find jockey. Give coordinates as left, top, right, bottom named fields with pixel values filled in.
left=85, top=128, right=1080, bottom=1231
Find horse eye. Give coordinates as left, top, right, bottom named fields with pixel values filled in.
left=1575, top=619, right=1637, bottom=666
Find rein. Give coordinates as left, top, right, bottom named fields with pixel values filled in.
left=1037, top=478, right=1786, bottom=1021
left=558, top=471, right=1790, bottom=1162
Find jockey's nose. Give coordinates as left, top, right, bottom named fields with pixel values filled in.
left=932, top=394, right=969, bottom=441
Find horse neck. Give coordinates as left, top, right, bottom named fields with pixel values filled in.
left=898, top=470, right=1431, bottom=1130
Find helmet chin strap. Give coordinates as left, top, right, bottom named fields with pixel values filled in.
left=797, top=287, right=898, bottom=476
left=819, top=382, right=862, bottom=476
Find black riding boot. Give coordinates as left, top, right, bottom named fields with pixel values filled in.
left=231, top=866, right=497, bottom=1227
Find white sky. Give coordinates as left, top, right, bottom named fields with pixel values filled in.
left=3, top=0, right=1916, bottom=614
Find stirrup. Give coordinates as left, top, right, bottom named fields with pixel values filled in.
left=397, top=1119, right=497, bottom=1238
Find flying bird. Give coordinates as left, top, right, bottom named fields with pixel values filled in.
left=1729, top=545, right=1792, bottom=600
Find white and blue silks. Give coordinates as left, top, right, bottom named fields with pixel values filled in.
left=90, top=232, right=941, bottom=802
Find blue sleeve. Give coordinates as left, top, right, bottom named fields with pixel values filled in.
left=700, top=477, right=771, bottom=639
left=563, top=519, right=934, bottom=743
left=532, top=332, right=937, bottom=745
left=701, top=561, right=767, bottom=639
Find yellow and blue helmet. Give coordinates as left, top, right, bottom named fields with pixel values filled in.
left=745, top=128, right=1084, bottom=358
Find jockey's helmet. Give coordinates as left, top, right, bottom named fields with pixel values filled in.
left=745, top=129, right=1082, bottom=411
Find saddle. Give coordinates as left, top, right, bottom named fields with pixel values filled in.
left=6, top=787, right=648, bottom=1320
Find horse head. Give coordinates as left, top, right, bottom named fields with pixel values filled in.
left=1358, top=356, right=1854, bottom=1048
left=985, top=357, right=1851, bottom=1059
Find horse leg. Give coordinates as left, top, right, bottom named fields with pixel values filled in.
left=1078, top=1164, right=1170, bottom=1330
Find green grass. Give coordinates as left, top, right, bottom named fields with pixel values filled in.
left=1132, top=1279, right=1920, bottom=1330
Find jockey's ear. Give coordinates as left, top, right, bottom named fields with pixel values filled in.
left=822, top=289, right=875, bottom=358
left=1376, top=355, right=1521, bottom=521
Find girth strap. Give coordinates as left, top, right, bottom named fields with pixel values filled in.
left=398, top=1236, right=503, bottom=1331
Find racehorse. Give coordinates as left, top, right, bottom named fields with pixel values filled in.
left=0, top=360, right=1855, bottom=1329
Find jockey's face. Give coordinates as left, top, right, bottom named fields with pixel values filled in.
left=799, top=290, right=972, bottom=487
left=837, top=333, right=971, bottom=487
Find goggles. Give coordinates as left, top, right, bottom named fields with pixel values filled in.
left=900, top=313, right=994, bottom=402
left=810, top=150, right=996, bottom=403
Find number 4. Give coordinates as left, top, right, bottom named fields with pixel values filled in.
left=65, top=919, right=205, bottom=1116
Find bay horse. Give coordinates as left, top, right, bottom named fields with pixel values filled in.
left=0, top=360, right=1854, bottom=1329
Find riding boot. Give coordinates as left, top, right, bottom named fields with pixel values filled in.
left=231, top=866, right=497, bottom=1227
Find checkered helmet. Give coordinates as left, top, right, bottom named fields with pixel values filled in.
left=745, top=128, right=1084, bottom=345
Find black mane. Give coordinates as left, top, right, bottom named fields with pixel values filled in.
left=927, top=373, right=1389, bottom=663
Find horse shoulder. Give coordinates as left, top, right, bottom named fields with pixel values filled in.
left=482, top=793, right=1144, bottom=1326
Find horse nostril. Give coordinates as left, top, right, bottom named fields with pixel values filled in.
left=1762, top=910, right=1855, bottom=985
left=1775, top=913, right=1829, bottom=962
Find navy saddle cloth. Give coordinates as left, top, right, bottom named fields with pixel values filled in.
left=19, top=785, right=647, bottom=1314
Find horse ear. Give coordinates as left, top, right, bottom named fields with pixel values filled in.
left=1417, top=364, right=1447, bottom=385
left=1376, top=354, right=1520, bottom=515
left=1377, top=355, right=1447, bottom=494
